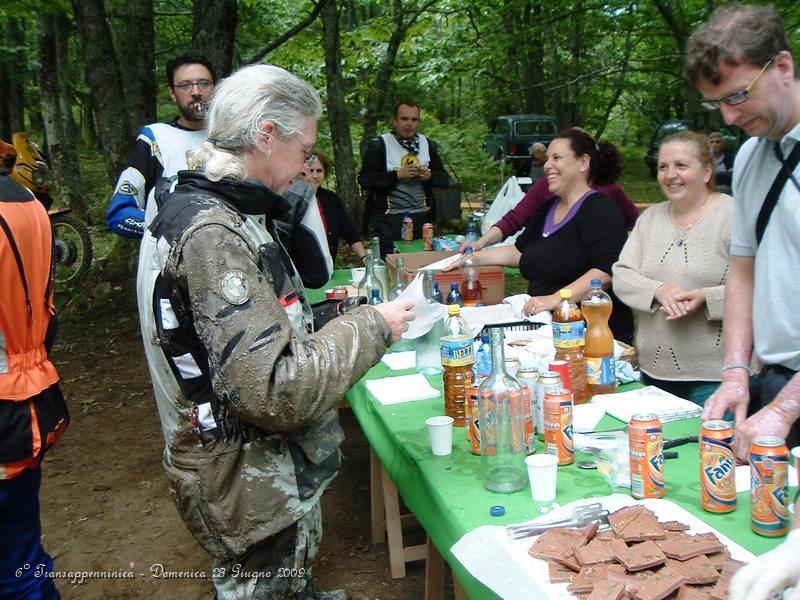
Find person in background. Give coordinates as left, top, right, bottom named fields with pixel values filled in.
left=687, top=3, right=800, bottom=464
left=0, top=140, right=69, bottom=599
left=465, top=137, right=638, bottom=252
left=302, top=149, right=366, bottom=264
left=452, top=128, right=634, bottom=342
left=613, top=131, right=732, bottom=406
left=139, top=64, right=414, bottom=600
left=708, top=131, right=734, bottom=193
left=514, top=142, right=547, bottom=180
left=106, top=51, right=216, bottom=237
left=358, top=101, right=450, bottom=257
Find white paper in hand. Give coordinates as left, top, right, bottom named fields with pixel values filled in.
left=396, top=273, right=447, bottom=340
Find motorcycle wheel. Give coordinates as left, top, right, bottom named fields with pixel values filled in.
left=50, top=213, right=93, bottom=284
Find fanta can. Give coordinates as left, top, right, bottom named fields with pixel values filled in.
left=629, top=413, right=664, bottom=498
left=543, top=388, right=574, bottom=465
left=750, top=435, right=789, bottom=537
left=700, top=420, right=736, bottom=513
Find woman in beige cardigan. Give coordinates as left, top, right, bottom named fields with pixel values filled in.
left=613, top=131, right=732, bottom=406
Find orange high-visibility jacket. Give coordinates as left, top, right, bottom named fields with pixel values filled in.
left=0, top=175, right=66, bottom=479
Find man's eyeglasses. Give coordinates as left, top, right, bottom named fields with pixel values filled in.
left=293, top=134, right=317, bottom=168
left=701, top=56, right=775, bottom=111
left=173, top=80, right=214, bottom=92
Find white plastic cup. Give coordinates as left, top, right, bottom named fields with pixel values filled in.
left=426, top=416, right=454, bottom=456
left=525, top=454, right=558, bottom=502
left=791, top=446, right=800, bottom=474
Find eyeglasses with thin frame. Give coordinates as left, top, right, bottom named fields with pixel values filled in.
left=292, top=133, right=317, bottom=168
left=701, top=56, right=775, bottom=111
left=173, top=80, right=214, bottom=92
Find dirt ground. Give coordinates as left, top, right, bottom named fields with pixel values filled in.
left=38, top=289, right=431, bottom=599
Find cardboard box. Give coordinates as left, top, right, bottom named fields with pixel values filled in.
left=385, top=251, right=506, bottom=305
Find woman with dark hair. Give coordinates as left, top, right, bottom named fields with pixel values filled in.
left=302, top=149, right=366, bottom=263
left=456, top=128, right=633, bottom=342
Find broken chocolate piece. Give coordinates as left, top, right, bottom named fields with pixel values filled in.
left=667, top=556, right=719, bottom=585
left=630, top=566, right=686, bottom=600
left=656, top=533, right=725, bottom=561
left=586, top=581, right=625, bottom=600
left=573, top=538, right=617, bottom=566
left=612, top=540, right=667, bottom=571
left=675, top=585, right=713, bottom=600
left=548, top=560, right=575, bottom=583
left=568, top=565, right=610, bottom=594
left=660, top=520, right=691, bottom=532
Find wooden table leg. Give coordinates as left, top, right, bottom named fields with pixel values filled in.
left=369, top=448, right=385, bottom=544
left=453, top=573, right=469, bottom=599
left=424, top=535, right=445, bottom=600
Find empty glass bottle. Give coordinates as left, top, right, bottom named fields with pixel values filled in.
left=388, top=256, right=407, bottom=300
left=478, top=328, right=527, bottom=493
left=357, top=248, right=386, bottom=302
left=416, top=271, right=445, bottom=375
left=371, top=236, right=390, bottom=294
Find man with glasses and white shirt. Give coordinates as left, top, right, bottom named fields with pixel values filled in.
left=687, top=4, right=800, bottom=460
left=106, top=51, right=216, bottom=238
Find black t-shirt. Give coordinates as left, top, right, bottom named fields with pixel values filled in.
left=514, top=192, right=633, bottom=342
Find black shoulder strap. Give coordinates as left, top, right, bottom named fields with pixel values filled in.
left=755, top=142, right=800, bottom=246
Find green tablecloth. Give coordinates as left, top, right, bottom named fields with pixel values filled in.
left=345, top=362, right=786, bottom=599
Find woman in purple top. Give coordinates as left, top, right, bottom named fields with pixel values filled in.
left=469, top=159, right=638, bottom=252
left=463, top=128, right=634, bottom=342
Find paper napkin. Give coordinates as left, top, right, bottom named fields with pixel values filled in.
left=365, top=373, right=440, bottom=405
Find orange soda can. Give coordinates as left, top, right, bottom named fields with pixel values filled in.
left=508, top=388, right=525, bottom=454
left=629, top=413, right=664, bottom=499
left=700, top=420, right=736, bottom=513
left=479, top=388, right=496, bottom=456
left=543, top=387, right=573, bottom=465
left=422, top=223, right=434, bottom=250
left=468, top=385, right=481, bottom=455
left=516, top=367, right=538, bottom=454
left=750, top=435, right=790, bottom=537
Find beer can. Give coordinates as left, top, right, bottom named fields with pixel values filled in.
left=422, top=223, right=434, bottom=250
left=468, top=385, right=480, bottom=455
left=700, top=420, right=736, bottom=513
left=543, top=387, right=574, bottom=465
left=516, top=367, right=539, bottom=454
left=750, top=435, right=789, bottom=537
left=548, top=360, right=572, bottom=393
left=402, top=216, right=414, bottom=242
left=505, top=356, right=520, bottom=378
left=535, top=371, right=562, bottom=439
left=629, top=413, right=664, bottom=499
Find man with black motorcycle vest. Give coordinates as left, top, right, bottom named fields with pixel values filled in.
left=0, top=141, right=70, bottom=599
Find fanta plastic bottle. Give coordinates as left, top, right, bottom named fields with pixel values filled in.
left=552, top=289, right=588, bottom=404
left=582, top=279, right=616, bottom=397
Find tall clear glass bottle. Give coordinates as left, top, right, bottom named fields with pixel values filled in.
left=371, top=236, right=390, bottom=294
left=357, top=248, right=386, bottom=302
left=416, top=271, right=444, bottom=375
left=478, top=328, right=527, bottom=493
left=388, top=256, right=407, bottom=300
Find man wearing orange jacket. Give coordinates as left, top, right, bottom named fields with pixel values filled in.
left=0, top=141, right=69, bottom=599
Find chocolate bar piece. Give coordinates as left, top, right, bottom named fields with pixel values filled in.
left=709, top=560, right=745, bottom=600
left=667, top=556, right=719, bottom=585
left=612, top=540, right=667, bottom=571
left=548, top=560, right=575, bottom=583
left=573, top=539, right=617, bottom=566
left=630, top=566, right=687, bottom=600
left=528, top=528, right=588, bottom=561
left=675, top=585, right=713, bottom=600
left=586, top=581, right=625, bottom=600
left=706, top=548, right=731, bottom=571
left=660, top=520, right=691, bottom=532
left=609, top=506, right=667, bottom=542
left=656, top=533, right=724, bottom=561
left=567, top=565, right=609, bottom=594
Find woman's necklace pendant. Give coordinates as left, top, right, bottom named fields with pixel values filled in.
left=542, top=231, right=549, bottom=238
left=676, top=238, right=684, bottom=247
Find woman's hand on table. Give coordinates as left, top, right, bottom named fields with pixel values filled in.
left=661, top=288, right=706, bottom=321
left=729, top=528, right=800, bottom=600
left=373, top=298, right=415, bottom=342
left=523, top=294, right=559, bottom=316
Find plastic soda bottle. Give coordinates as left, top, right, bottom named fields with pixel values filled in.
left=551, top=289, right=588, bottom=404
left=465, top=215, right=478, bottom=242
left=368, top=288, right=382, bottom=305
left=459, top=247, right=483, bottom=307
left=446, top=282, right=463, bottom=307
left=440, top=305, right=474, bottom=426
left=474, top=333, right=492, bottom=384
left=432, top=281, right=444, bottom=304
left=582, top=279, right=616, bottom=397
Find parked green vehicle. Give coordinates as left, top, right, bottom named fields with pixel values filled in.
left=484, top=114, right=558, bottom=163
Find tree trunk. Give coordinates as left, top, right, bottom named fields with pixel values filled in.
left=0, top=18, right=27, bottom=139
left=72, top=0, right=132, bottom=185
left=112, top=0, right=156, bottom=127
left=37, top=12, right=88, bottom=216
left=321, top=0, right=363, bottom=231
left=192, top=0, right=237, bottom=77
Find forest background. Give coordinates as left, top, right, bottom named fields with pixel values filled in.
left=2, top=0, right=800, bottom=285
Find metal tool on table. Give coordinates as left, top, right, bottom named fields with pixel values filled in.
left=505, top=502, right=610, bottom=540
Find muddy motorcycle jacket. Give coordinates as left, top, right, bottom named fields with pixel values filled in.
left=0, top=175, right=69, bottom=480
left=138, top=171, right=391, bottom=561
